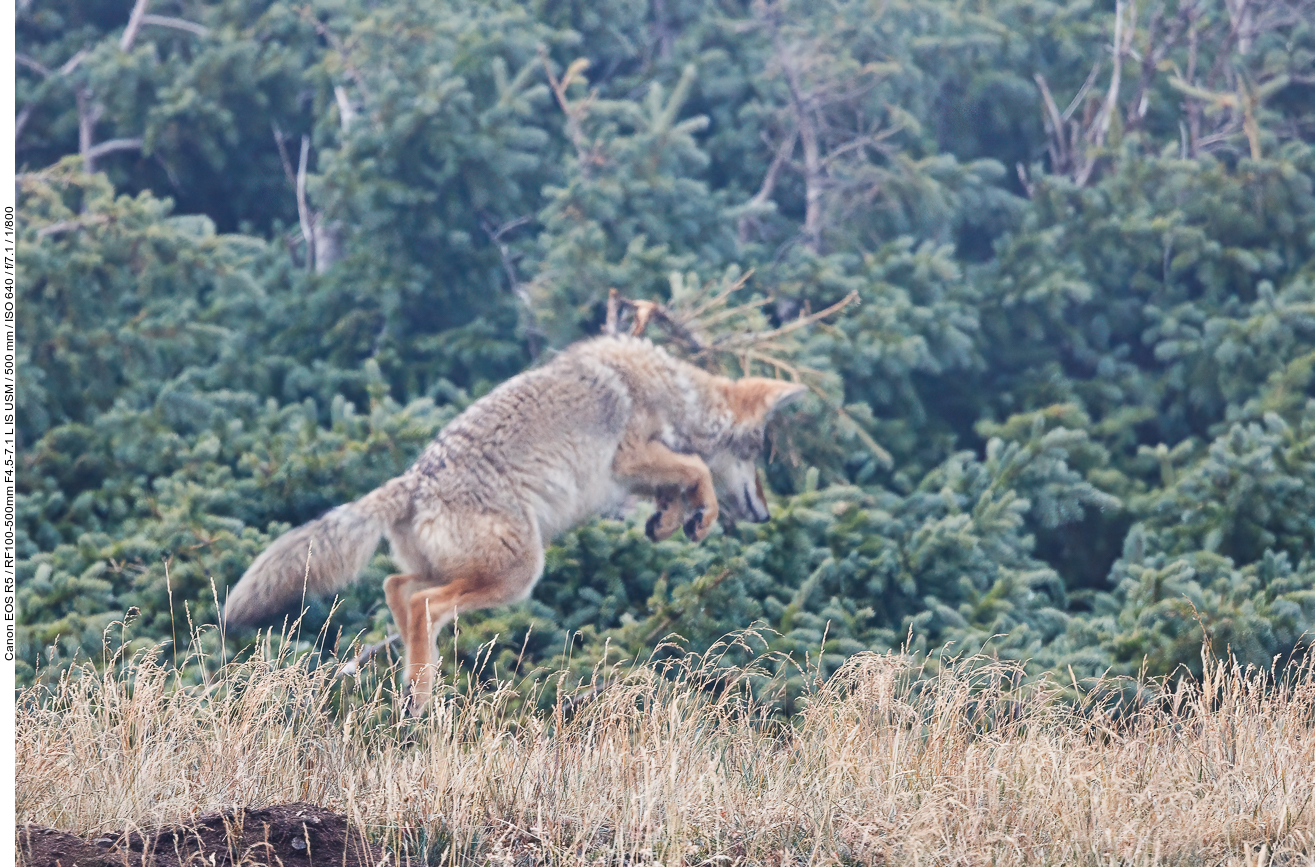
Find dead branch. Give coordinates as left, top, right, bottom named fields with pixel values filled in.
left=1078, top=0, right=1134, bottom=185
left=1034, top=73, right=1072, bottom=177
left=754, top=0, right=904, bottom=250
left=834, top=404, right=894, bottom=467
left=605, top=288, right=622, bottom=335
left=140, top=14, right=208, bottom=38
left=85, top=138, right=143, bottom=162
left=716, top=291, right=858, bottom=350
left=539, top=50, right=596, bottom=171
left=17, top=50, right=90, bottom=144
left=1015, top=162, right=1035, bottom=198
left=1034, top=73, right=1064, bottom=134
left=630, top=300, right=661, bottom=338
left=272, top=122, right=296, bottom=188
left=312, top=221, right=342, bottom=274
left=606, top=278, right=886, bottom=467
left=1064, top=61, right=1104, bottom=123
left=36, top=215, right=110, bottom=239
left=16, top=54, right=51, bottom=76
left=738, top=129, right=797, bottom=243
left=480, top=213, right=532, bottom=302
left=817, top=127, right=900, bottom=169
left=58, top=50, right=89, bottom=76
left=1126, top=5, right=1173, bottom=132
left=295, top=135, right=316, bottom=271
left=306, top=14, right=378, bottom=125
left=605, top=281, right=857, bottom=364
left=1032, top=0, right=1135, bottom=186
left=15, top=106, right=34, bottom=142
left=72, top=0, right=154, bottom=164
left=120, top=0, right=151, bottom=52
left=18, top=50, right=89, bottom=97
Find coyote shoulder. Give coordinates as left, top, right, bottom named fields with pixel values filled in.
left=224, top=334, right=805, bottom=713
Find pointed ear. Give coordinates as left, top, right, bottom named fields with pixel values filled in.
left=728, top=378, right=809, bottom=422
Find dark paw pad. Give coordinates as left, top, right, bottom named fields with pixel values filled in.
left=683, top=509, right=705, bottom=540
left=645, top=511, right=664, bottom=542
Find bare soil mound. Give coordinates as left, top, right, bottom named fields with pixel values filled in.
left=19, top=803, right=386, bottom=867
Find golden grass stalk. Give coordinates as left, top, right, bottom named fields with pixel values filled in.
left=16, top=632, right=1315, bottom=866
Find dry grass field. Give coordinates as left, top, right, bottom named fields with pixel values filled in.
left=16, top=630, right=1315, bottom=866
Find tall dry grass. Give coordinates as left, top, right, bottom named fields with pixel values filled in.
left=16, top=630, right=1315, bottom=866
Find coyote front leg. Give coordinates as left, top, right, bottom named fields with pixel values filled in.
left=646, top=486, right=684, bottom=542
left=614, top=438, right=719, bottom=542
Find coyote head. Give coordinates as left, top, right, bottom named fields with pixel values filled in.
left=707, top=378, right=808, bottom=526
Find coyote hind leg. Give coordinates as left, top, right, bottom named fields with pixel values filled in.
left=398, top=521, right=543, bottom=717
left=383, top=572, right=424, bottom=639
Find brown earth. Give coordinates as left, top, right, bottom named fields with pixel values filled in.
left=18, top=803, right=388, bottom=867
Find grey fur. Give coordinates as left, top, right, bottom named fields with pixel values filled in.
left=223, top=484, right=403, bottom=628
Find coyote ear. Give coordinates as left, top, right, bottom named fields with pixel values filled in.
left=729, top=378, right=809, bottom=422
left=766, top=382, right=809, bottom=416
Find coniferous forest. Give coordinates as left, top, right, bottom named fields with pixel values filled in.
left=15, top=0, right=1315, bottom=694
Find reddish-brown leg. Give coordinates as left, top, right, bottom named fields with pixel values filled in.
left=645, top=486, right=686, bottom=541
left=398, top=517, right=542, bottom=717
left=383, top=572, right=424, bottom=639
left=615, top=438, right=719, bottom=541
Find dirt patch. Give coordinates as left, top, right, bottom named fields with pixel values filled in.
left=19, top=803, right=387, bottom=867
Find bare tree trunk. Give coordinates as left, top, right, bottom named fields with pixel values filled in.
left=312, top=222, right=341, bottom=274
left=296, top=135, right=316, bottom=271
left=797, top=117, right=822, bottom=251
left=774, top=35, right=824, bottom=253
left=76, top=88, right=104, bottom=172
left=334, top=86, right=357, bottom=130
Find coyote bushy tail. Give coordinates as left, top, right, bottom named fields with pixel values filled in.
left=223, top=482, right=405, bottom=628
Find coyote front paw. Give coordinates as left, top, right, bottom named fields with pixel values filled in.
left=646, top=507, right=683, bottom=542
left=403, top=687, right=432, bottom=718
left=403, top=666, right=435, bottom=718
left=683, top=507, right=716, bottom=542
left=400, top=685, right=418, bottom=718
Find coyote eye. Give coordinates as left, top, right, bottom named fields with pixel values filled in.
left=731, top=427, right=765, bottom=459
